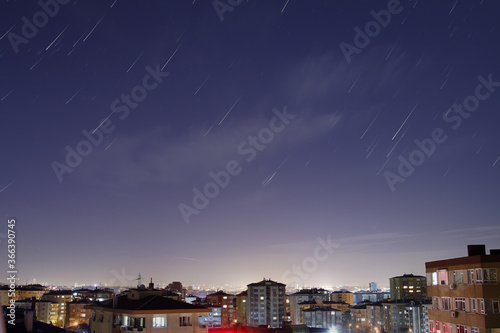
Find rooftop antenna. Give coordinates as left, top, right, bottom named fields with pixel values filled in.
left=135, top=273, right=143, bottom=288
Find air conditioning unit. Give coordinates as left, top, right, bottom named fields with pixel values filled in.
left=450, top=284, right=456, bottom=290
left=451, top=311, right=457, bottom=318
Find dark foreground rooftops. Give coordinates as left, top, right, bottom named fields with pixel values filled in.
left=91, top=295, right=209, bottom=312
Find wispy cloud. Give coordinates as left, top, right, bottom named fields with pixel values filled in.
left=74, top=111, right=339, bottom=187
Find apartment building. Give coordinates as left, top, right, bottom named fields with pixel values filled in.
left=390, top=274, right=427, bottom=300
left=236, top=290, right=248, bottom=326
left=302, top=306, right=342, bottom=329
left=331, top=290, right=354, bottom=306
left=41, top=290, right=74, bottom=327
left=88, top=294, right=210, bottom=333
left=247, top=279, right=286, bottom=328
left=206, top=290, right=237, bottom=327
left=66, top=298, right=93, bottom=328
left=289, top=288, right=330, bottom=324
left=425, top=245, right=500, bottom=333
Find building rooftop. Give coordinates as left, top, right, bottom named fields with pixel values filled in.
left=390, top=273, right=426, bottom=279
left=17, top=284, right=47, bottom=291
left=248, top=279, right=286, bottom=287
left=302, top=306, right=341, bottom=312
left=426, top=244, right=500, bottom=269
left=68, top=298, right=93, bottom=304
left=298, top=300, right=347, bottom=305
left=43, top=290, right=74, bottom=295
left=207, top=290, right=234, bottom=297
left=291, top=288, right=329, bottom=295
left=92, top=295, right=209, bottom=311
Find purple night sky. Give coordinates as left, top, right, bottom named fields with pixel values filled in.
left=1, top=0, right=499, bottom=288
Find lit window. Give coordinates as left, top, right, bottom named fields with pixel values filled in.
left=437, top=270, right=448, bottom=285
left=153, top=316, right=166, bottom=328
left=483, top=268, right=497, bottom=283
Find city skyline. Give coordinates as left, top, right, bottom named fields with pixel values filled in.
left=1, top=1, right=500, bottom=287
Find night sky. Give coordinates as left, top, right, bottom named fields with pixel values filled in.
left=1, top=0, right=500, bottom=289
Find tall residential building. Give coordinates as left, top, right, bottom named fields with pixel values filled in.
left=236, top=291, right=248, bottom=325
left=88, top=294, right=210, bottom=333
left=302, top=306, right=342, bottom=329
left=41, top=290, right=74, bottom=327
left=425, top=244, right=500, bottom=333
left=389, top=274, right=427, bottom=300
left=289, top=288, right=330, bottom=324
left=406, top=299, right=431, bottom=333
left=382, top=300, right=411, bottom=333
left=66, top=298, right=92, bottom=328
left=331, top=290, right=354, bottom=306
left=206, top=290, right=237, bottom=327
left=363, top=299, right=430, bottom=333
left=351, top=303, right=369, bottom=332
left=247, top=279, right=286, bottom=328
left=35, top=300, right=60, bottom=325
left=367, top=301, right=384, bottom=333
left=369, top=282, right=378, bottom=292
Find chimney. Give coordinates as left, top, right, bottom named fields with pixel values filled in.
left=467, top=244, right=486, bottom=256
left=148, top=278, right=154, bottom=291
left=112, top=296, right=118, bottom=308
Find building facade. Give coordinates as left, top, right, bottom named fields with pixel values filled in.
left=390, top=274, right=427, bottom=300
left=236, top=291, right=248, bottom=326
left=289, top=288, right=330, bottom=324
left=302, top=306, right=342, bottom=329
left=206, top=290, right=237, bottom=327
left=332, top=290, right=354, bottom=306
left=88, top=294, right=210, bottom=333
left=247, top=279, right=286, bottom=328
left=41, top=290, right=74, bottom=327
left=66, top=299, right=93, bottom=328
left=426, top=245, right=500, bottom=333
